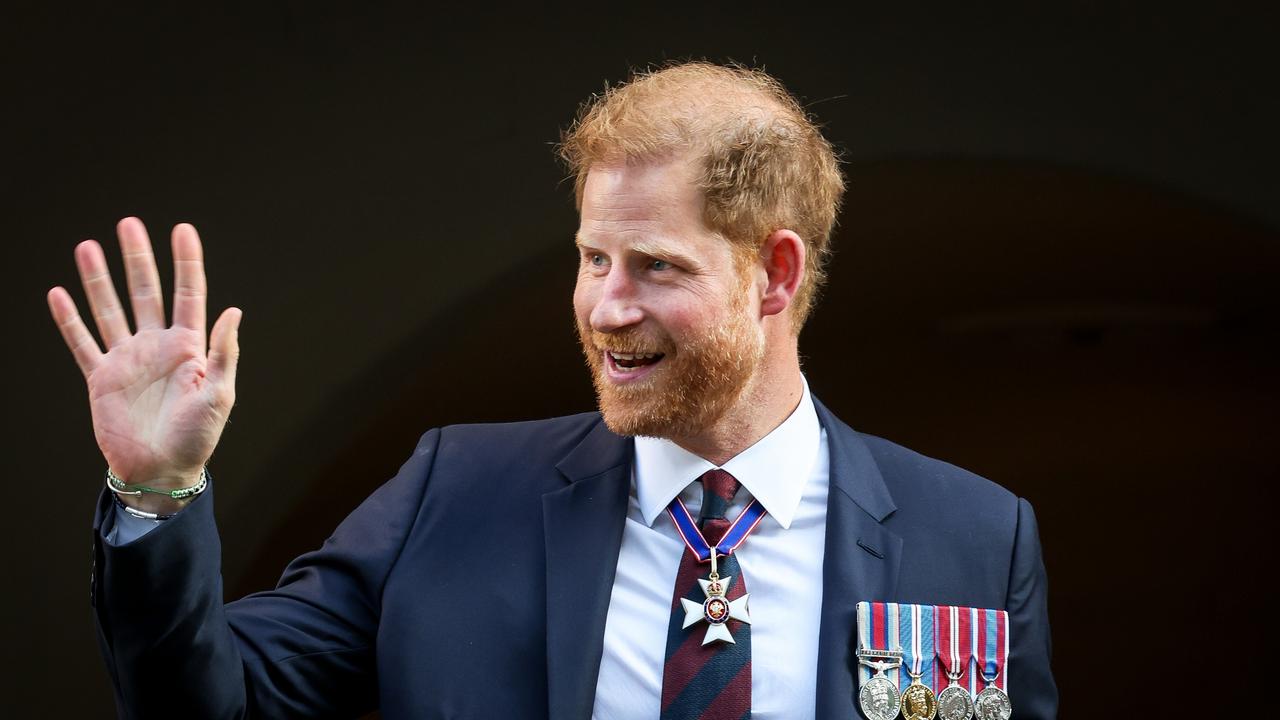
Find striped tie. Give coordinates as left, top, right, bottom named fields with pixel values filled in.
left=660, top=469, right=751, bottom=719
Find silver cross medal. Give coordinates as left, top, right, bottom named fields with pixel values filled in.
left=680, top=549, right=752, bottom=645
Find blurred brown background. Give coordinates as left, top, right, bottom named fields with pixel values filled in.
left=4, top=2, right=1277, bottom=716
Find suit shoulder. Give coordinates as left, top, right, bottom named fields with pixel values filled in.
left=432, top=411, right=604, bottom=465
left=856, top=431, right=1021, bottom=527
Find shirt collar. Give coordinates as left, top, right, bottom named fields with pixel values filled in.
left=633, top=377, right=821, bottom=530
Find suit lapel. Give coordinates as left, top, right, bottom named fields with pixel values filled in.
left=544, top=418, right=632, bottom=720
left=813, top=398, right=904, bottom=720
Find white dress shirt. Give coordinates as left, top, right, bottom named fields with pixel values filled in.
left=592, top=379, right=830, bottom=719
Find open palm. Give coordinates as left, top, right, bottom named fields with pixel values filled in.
left=48, top=218, right=241, bottom=489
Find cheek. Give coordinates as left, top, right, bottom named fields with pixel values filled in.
left=649, top=303, right=703, bottom=338
left=572, top=280, right=595, bottom=324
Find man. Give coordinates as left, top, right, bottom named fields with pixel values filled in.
left=49, top=62, right=1057, bottom=718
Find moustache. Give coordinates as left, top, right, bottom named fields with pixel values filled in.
left=583, top=328, right=670, bottom=355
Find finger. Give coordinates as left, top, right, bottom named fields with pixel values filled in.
left=170, top=223, right=207, bottom=341
left=207, top=307, right=242, bottom=402
left=46, top=286, right=103, bottom=377
left=74, top=239, right=132, bottom=349
left=117, top=217, right=166, bottom=331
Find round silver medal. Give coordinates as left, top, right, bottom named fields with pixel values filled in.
left=859, top=675, right=902, bottom=720
left=936, top=685, right=974, bottom=720
left=973, top=686, right=1011, bottom=720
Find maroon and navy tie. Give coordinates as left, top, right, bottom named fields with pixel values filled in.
left=660, top=469, right=752, bottom=719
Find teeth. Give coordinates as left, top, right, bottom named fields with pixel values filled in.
left=608, top=351, right=659, bottom=360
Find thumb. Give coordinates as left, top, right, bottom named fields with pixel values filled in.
left=208, top=307, right=242, bottom=398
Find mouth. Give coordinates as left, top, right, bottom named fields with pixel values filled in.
left=603, top=349, right=666, bottom=382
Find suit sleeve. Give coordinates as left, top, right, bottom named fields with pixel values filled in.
left=1005, top=497, right=1058, bottom=719
left=91, top=428, right=441, bottom=720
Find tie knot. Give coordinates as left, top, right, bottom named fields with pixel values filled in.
left=698, top=469, right=740, bottom=522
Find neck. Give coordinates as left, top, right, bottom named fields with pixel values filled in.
left=670, top=350, right=805, bottom=466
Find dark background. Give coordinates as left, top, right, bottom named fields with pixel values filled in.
left=4, top=2, right=1277, bottom=717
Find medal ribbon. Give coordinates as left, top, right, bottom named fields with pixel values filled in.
left=856, top=602, right=870, bottom=687
left=933, top=605, right=973, bottom=691
left=974, top=607, right=1009, bottom=691
left=998, top=608, right=1009, bottom=690
left=898, top=603, right=935, bottom=687
left=856, top=601, right=902, bottom=688
left=665, top=496, right=768, bottom=563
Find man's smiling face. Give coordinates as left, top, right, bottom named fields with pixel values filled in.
left=573, top=155, right=765, bottom=439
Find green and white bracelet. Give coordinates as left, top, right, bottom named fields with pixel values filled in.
left=106, top=466, right=209, bottom=501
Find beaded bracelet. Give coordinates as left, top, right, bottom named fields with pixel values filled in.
left=106, top=466, right=209, bottom=501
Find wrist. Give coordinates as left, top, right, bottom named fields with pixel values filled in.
left=113, top=492, right=186, bottom=519
left=107, top=467, right=208, bottom=516
left=113, top=468, right=204, bottom=491
left=114, top=492, right=192, bottom=516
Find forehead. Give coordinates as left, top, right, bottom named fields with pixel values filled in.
left=577, top=156, right=715, bottom=248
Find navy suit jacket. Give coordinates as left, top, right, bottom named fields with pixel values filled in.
left=92, top=398, right=1057, bottom=718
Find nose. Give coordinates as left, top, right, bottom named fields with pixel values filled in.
left=587, top=266, right=644, bottom=333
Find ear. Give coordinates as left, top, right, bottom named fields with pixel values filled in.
left=758, top=229, right=805, bottom=318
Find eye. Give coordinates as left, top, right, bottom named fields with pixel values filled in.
left=649, top=259, right=671, bottom=271
left=587, top=253, right=606, bottom=267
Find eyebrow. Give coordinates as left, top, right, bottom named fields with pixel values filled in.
left=575, top=235, right=702, bottom=270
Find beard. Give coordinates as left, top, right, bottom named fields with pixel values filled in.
left=576, top=292, right=765, bottom=440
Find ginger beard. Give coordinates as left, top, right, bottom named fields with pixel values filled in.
left=577, top=279, right=766, bottom=439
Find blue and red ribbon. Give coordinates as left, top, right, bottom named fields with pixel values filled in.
left=665, top=496, right=768, bottom=563
left=856, top=601, right=902, bottom=689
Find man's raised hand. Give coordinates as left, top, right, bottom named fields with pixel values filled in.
left=47, top=218, right=241, bottom=511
